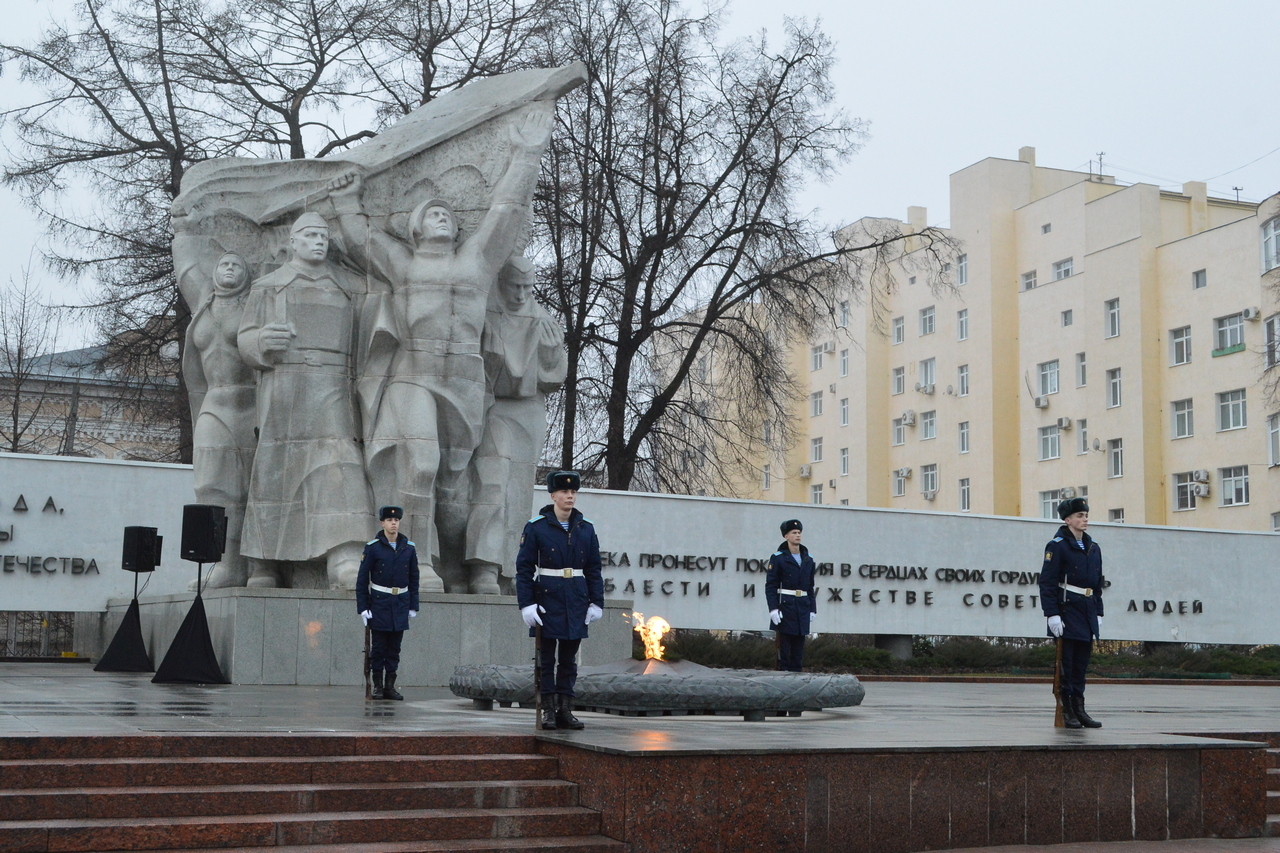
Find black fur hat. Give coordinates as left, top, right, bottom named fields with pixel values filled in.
left=546, top=470, right=582, bottom=492
left=379, top=505, right=404, bottom=521
left=780, top=519, right=803, bottom=535
left=1056, top=497, right=1090, bottom=520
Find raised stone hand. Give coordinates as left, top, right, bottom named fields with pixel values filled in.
left=511, top=108, right=553, bottom=155
left=327, top=171, right=364, bottom=215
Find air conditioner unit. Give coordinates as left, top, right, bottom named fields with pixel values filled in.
left=896, top=467, right=913, bottom=479
left=1192, top=469, right=1211, bottom=483
left=1034, top=396, right=1049, bottom=409
left=1060, top=486, right=1077, bottom=499
left=829, top=384, right=837, bottom=394
left=823, top=341, right=837, bottom=353
left=921, top=383, right=935, bottom=395
left=828, top=479, right=837, bottom=489
left=922, top=489, right=937, bottom=501
left=798, top=464, right=812, bottom=479
left=1242, top=307, right=1262, bottom=321
left=901, top=410, right=917, bottom=426
left=1192, top=483, right=1211, bottom=498
left=1056, top=417, right=1073, bottom=430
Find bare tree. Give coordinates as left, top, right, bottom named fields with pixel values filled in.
left=0, top=272, right=63, bottom=454
left=531, top=0, right=954, bottom=491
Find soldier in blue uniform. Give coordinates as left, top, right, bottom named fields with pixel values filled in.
left=765, top=519, right=818, bottom=672
left=356, top=506, right=420, bottom=700
left=1039, top=496, right=1104, bottom=728
left=516, top=470, right=604, bottom=730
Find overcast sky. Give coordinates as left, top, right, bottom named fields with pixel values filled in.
left=4, top=0, right=1280, bottom=346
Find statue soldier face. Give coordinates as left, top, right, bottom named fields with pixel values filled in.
left=498, top=262, right=535, bottom=311
left=215, top=254, right=247, bottom=290
left=290, top=224, right=330, bottom=263
left=420, top=204, right=458, bottom=242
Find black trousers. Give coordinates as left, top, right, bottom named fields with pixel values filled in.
left=539, top=637, right=582, bottom=696
left=1059, top=637, right=1092, bottom=698
left=370, top=629, right=404, bottom=673
left=777, top=632, right=806, bottom=672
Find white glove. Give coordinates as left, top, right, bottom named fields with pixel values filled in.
left=585, top=604, right=603, bottom=625
left=360, top=610, right=372, bottom=626
left=521, top=604, right=544, bottom=627
left=408, top=610, right=417, bottom=618
left=1095, top=616, right=1102, bottom=638
left=808, top=632, right=819, bottom=640
left=1047, top=615, right=1063, bottom=637
left=769, top=609, right=783, bottom=626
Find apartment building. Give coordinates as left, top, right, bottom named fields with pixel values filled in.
left=750, top=147, right=1280, bottom=531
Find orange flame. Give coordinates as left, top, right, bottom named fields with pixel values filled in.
left=628, top=612, right=672, bottom=660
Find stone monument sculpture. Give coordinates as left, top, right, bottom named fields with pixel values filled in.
left=169, top=64, right=583, bottom=591
left=465, top=256, right=567, bottom=594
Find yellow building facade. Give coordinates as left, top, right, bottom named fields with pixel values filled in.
left=751, top=147, right=1280, bottom=531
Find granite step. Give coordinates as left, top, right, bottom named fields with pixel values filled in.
left=1268, top=746, right=1280, bottom=769
left=0, top=754, right=559, bottom=789
left=0, top=778, right=578, bottom=820
left=142, top=839, right=627, bottom=853
left=0, top=805, right=603, bottom=852
left=0, top=734, right=537, bottom=761
left=1267, top=814, right=1280, bottom=838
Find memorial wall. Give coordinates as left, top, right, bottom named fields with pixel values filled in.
left=2, top=452, right=1274, bottom=647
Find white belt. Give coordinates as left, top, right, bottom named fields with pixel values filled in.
left=1059, top=582, right=1093, bottom=597
left=778, top=588, right=808, bottom=597
left=370, top=582, right=409, bottom=595
left=539, top=568, right=584, bottom=579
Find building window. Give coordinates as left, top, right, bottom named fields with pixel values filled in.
left=891, top=418, right=905, bottom=446
left=957, top=309, right=969, bottom=341
left=892, top=366, right=905, bottom=395
left=957, top=254, right=968, bottom=285
left=810, top=437, right=823, bottom=462
left=1220, top=465, right=1250, bottom=506
left=811, top=345, right=824, bottom=371
left=1061, top=309, right=1073, bottom=327
left=958, top=421, right=970, bottom=454
left=1038, top=360, right=1060, bottom=396
left=1192, top=269, right=1207, bottom=289
left=1039, top=490, right=1062, bottom=519
left=762, top=464, right=771, bottom=491
left=1218, top=389, right=1246, bottom=430
left=1106, top=368, right=1122, bottom=408
left=841, top=499, right=849, bottom=506
left=1105, top=298, right=1120, bottom=338
left=1171, top=326, right=1192, bottom=366
left=921, top=410, right=936, bottom=440
left=1053, top=258, right=1074, bottom=280
left=1077, top=418, right=1088, bottom=455
left=1273, top=512, right=1280, bottom=532
left=1108, top=508, right=1125, bottom=523
left=957, top=364, right=969, bottom=396
left=840, top=349, right=849, bottom=376
left=840, top=398, right=849, bottom=427
left=919, top=358, right=936, bottom=387
left=1021, top=271, right=1037, bottom=291
left=892, top=469, right=906, bottom=497
left=763, top=421, right=772, bottom=444
left=1270, top=413, right=1280, bottom=466
left=1042, top=223, right=1052, bottom=234
left=1107, top=439, right=1123, bottom=478
left=1076, top=352, right=1087, bottom=387
left=1173, top=472, right=1197, bottom=511
left=1038, top=425, right=1061, bottom=460
left=921, top=463, right=938, bottom=494
left=919, top=306, right=936, bottom=336
left=892, top=316, right=904, bottom=344
left=838, top=300, right=850, bottom=328
left=1172, top=398, right=1194, bottom=439
left=1264, top=217, right=1280, bottom=271
left=1214, top=314, right=1245, bottom=353
left=811, top=483, right=824, bottom=505
left=810, top=390, right=823, bottom=417
left=840, top=447, right=849, bottom=476
left=959, top=478, right=970, bottom=511
left=1266, top=315, right=1280, bottom=368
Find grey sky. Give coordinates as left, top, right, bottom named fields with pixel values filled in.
left=4, top=0, right=1279, bottom=346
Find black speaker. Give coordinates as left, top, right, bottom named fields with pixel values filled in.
left=181, top=504, right=227, bottom=563
left=122, top=526, right=162, bottom=573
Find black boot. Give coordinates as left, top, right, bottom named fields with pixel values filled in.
left=370, top=670, right=384, bottom=700
left=540, top=695, right=558, bottom=730
left=1060, top=694, right=1082, bottom=729
left=556, top=695, right=585, bottom=730
left=1074, top=695, right=1101, bottom=728
left=383, top=672, right=404, bottom=701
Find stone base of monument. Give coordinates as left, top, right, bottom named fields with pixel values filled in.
left=450, top=658, right=865, bottom=722
left=95, top=588, right=633, bottom=687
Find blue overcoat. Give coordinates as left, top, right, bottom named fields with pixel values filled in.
left=355, top=531, right=420, bottom=632
left=515, top=505, right=604, bottom=640
left=765, top=543, right=817, bottom=635
left=1038, top=526, right=1104, bottom=641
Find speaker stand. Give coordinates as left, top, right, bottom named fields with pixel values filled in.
left=94, top=573, right=154, bottom=673
left=152, top=563, right=229, bottom=684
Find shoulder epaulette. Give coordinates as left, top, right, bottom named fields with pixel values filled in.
left=529, top=515, right=543, bottom=523
left=367, top=538, right=378, bottom=545
left=1051, top=537, right=1063, bottom=542
left=582, top=517, right=593, bottom=524
left=406, top=540, right=416, bottom=547
left=773, top=551, right=783, bottom=556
